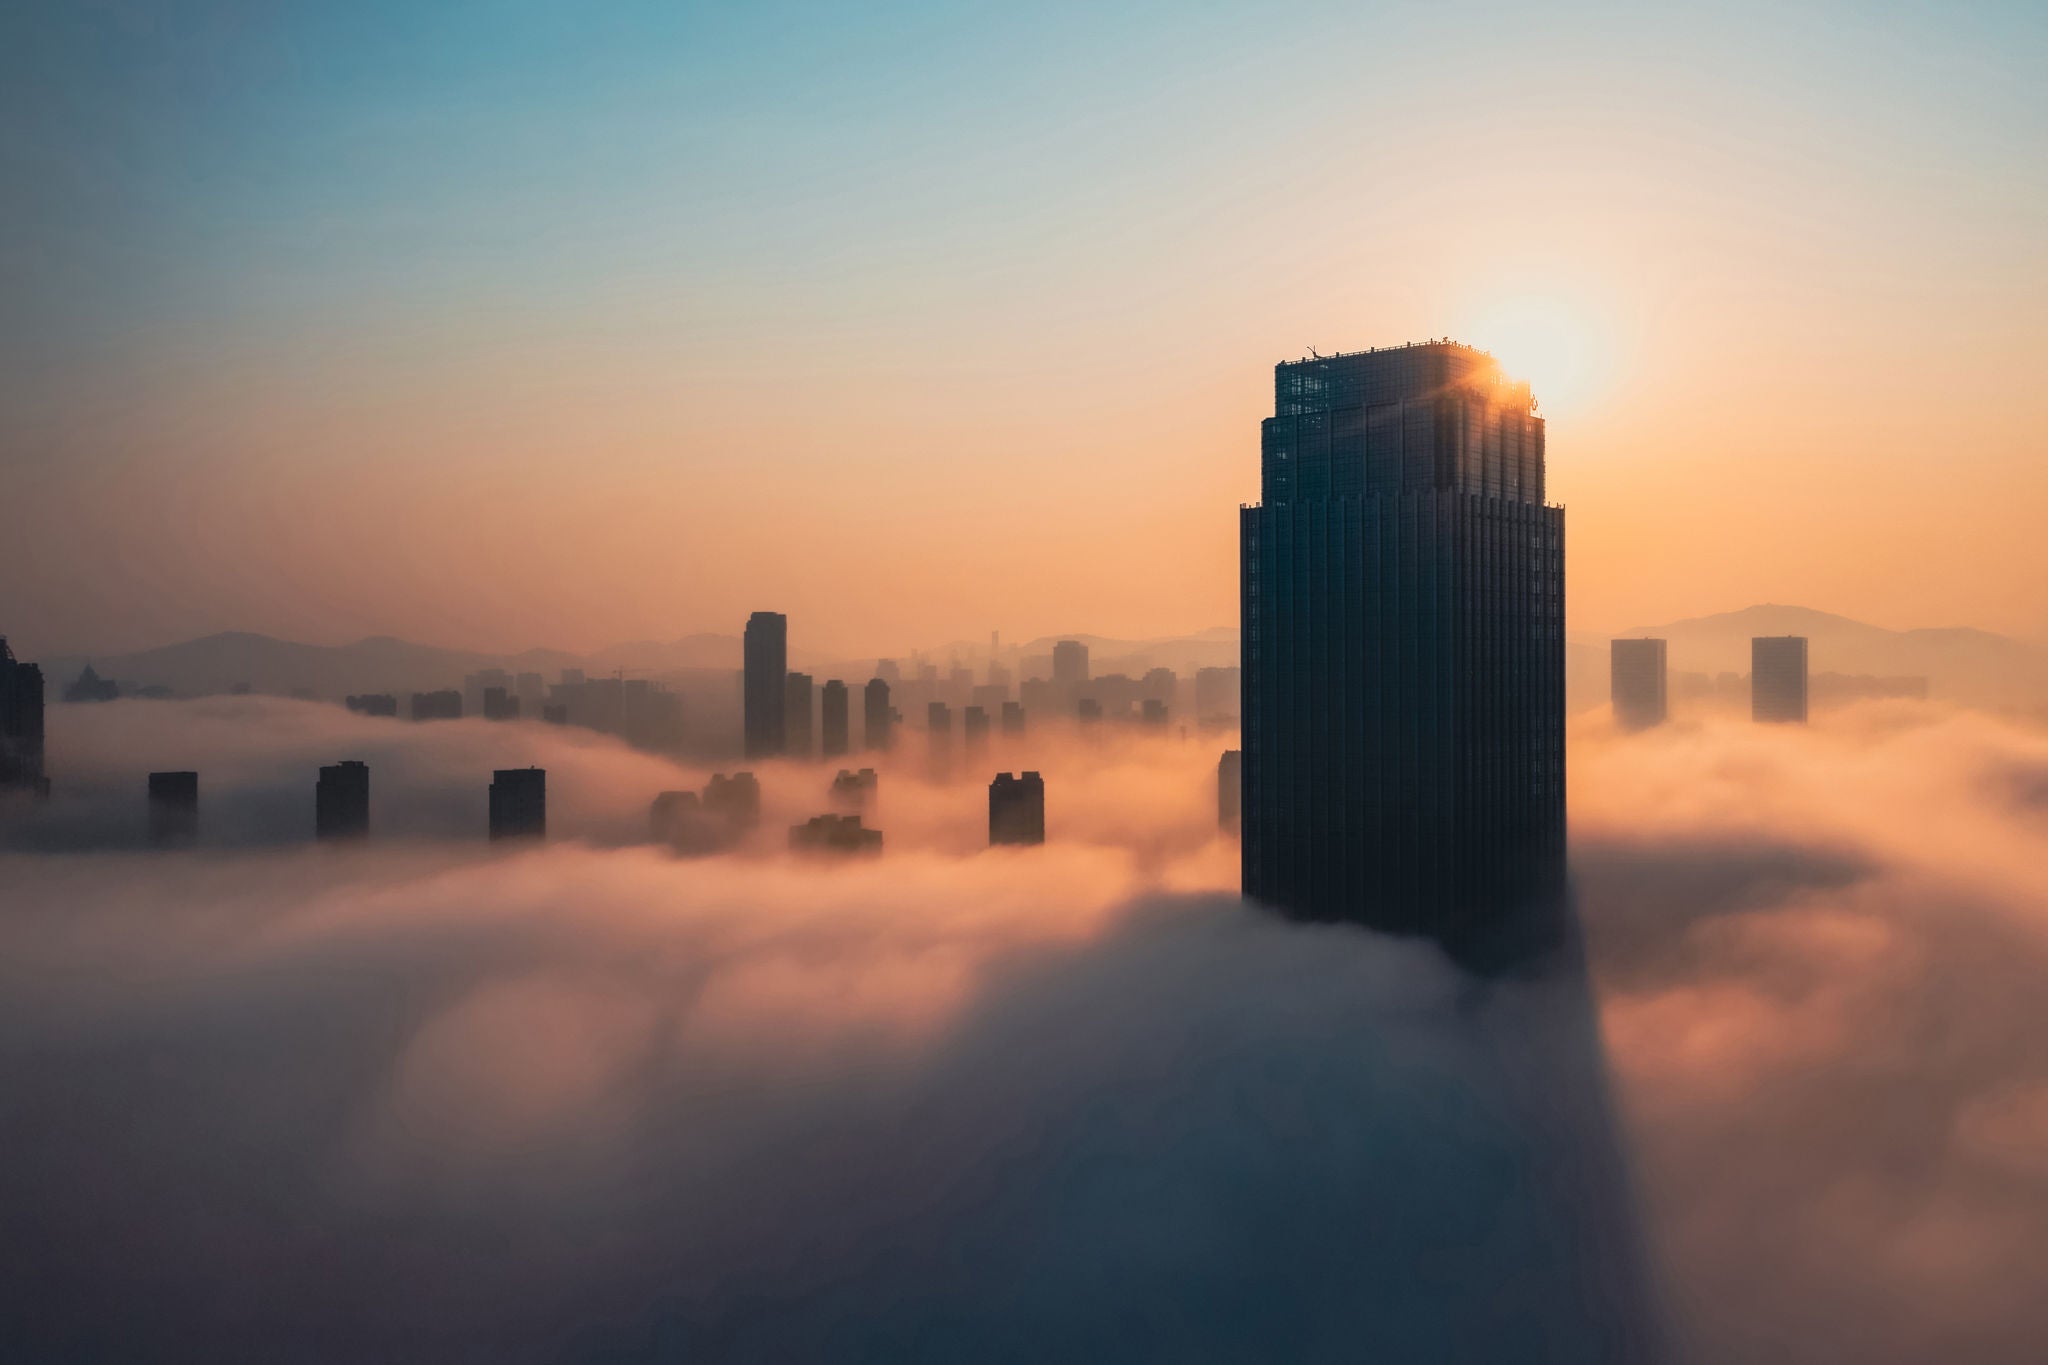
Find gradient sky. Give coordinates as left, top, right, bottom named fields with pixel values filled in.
left=4, top=0, right=2044, bottom=658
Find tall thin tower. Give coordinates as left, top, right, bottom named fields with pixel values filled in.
left=1240, top=342, right=1565, bottom=937
left=743, top=612, right=788, bottom=759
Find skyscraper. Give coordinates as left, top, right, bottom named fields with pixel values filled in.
left=989, top=771, right=1046, bottom=846
left=0, top=637, right=48, bottom=799
left=743, top=611, right=788, bottom=759
left=784, top=671, right=814, bottom=760
left=1052, top=640, right=1089, bottom=690
left=1752, top=636, right=1809, bottom=723
left=148, top=771, right=199, bottom=845
left=820, top=679, right=850, bottom=758
left=1240, top=341, right=1564, bottom=936
left=864, top=677, right=894, bottom=751
left=489, top=767, right=546, bottom=840
left=1610, top=638, right=1669, bottom=731
left=1000, top=700, right=1025, bottom=736
left=315, top=760, right=370, bottom=840
left=927, top=701, right=952, bottom=774
left=962, top=705, right=990, bottom=758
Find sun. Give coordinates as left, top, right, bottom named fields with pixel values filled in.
left=1466, top=295, right=1613, bottom=416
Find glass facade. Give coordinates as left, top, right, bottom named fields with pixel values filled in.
left=1241, top=343, right=1565, bottom=937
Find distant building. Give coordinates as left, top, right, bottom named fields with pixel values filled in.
left=64, top=664, right=120, bottom=704
left=482, top=686, right=520, bottom=721
left=1140, top=698, right=1169, bottom=728
left=1001, top=700, right=1025, bottom=736
left=410, top=690, right=461, bottom=721
left=928, top=701, right=952, bottom=770
left=744, top=611, right=788, bottom=758
left=970, top=682, right=1008, bottom=715
left=1610, top=639, right=1669, bottom=731
left=963, top=705, right=990, bottom=757
left=989, top=771, right=1046, bottom=846
left=830, top=767, right=879, bottom=812
left=488, top=768, right=546, bottom=840
left=0, top=637, right=49, bottom=799
left=1195, top=666, right=1242, bottom=721
left=541, top=703, right=569, bottom=725
left=315, top=761, right=370, bottom=840
left=789, top=813, right=882, bottom=855
left=1752, top=636, right=1809, bottom=723
left=1219, top=749, right=1242, bottom=835
left=1053, top=640, right=1089, bottom=690
left=463, top=668, right=511, bottom=717
left=704, top=771, right=761, bottom=834
left=863, top=678, right=895, bottom=751
left=821, top=679, right=850, bottom=758
left=345, top=693, right=398, bottom=717
left=784, top=672, right=814, bottom=760
left=148, top=771, right=198, bottom=845
left=1811, top=672, right=1929, bottom=707
left=516, top=672, right=545, bottom=714
left=1077, top=698, right=1103, bottom=725
left=651, top=789, right=724, bottom=854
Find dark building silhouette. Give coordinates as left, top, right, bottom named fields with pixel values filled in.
left=1001, top=700, right=1025, bottom=736
left=345, top=693, right=398, bottom=717
left=744, top=611, right=788, bottom=758
left=704, top=771, right=761, bottom=834
left=927, top=701, right=952, bottom=772
left=0, top=637, right=49, bottom=799
left=830, top=767, right=878, bottom=812
left=482, top=686, right=520, bottom=721
left=148, top=771, right=199, bottom=845
left=989, top=771, right=1046, bottom=846
left=1076, top=697, right=1102, bottom=726
left=1218, top=749, right=1242, bottom=836
left=821, top=680, right=850, bottom=758
left=784, top=671, right=814, bottom=760
left=410, top=690, right=461, bottom=721
left=1752, top=636, right=1809, bottom=723
left=488, top=767, right=546, bottom=841
left=652, top=789, right=728, bottom=854
left=963, top=704, right=990, bottom=757
left=315, top=760, right=370, bottom=840
left=1140, top=697, right=1169, bottom=728
left=863, top=677, right=895, bottom=751
left=1610, top=639, right=1669, bottom=731
left=789, top=813, right=882, bottom=855
left=65, top=664, right=120, bottom=703
left=1052, top=640, right=1089, bottom=689
left=542, top=702, right=569, bottom=725
left=1241, top=341, right=1565, bottom=936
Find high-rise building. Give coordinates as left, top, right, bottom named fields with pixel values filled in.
left=1752, top=636, right=1809, bottom=723
left=830, top=767, right=878, bottom=812
left=863, top=678, right=894, bottom=751
left=488, top=767, right=546, bottom=840
left=1001, top=700, right=1025, bottom=736
left=1610, top=639, right=1669, bottom=731
left=1052, top=640, right=1089, bottom=689
left=989, top=771, right=1045, bottom=846
left=743, top=611, right=788, bottom=759
left=0, top=637, right=49, bottom=799
left=409, top=690, right=461, bottom=721
left=345, top=693, right=398, bottom=717
left=963, top=705, right=990, bottom=757
left=482, top=686, right=520, bottom=721
left=315, top=760, right=370, bottom=840
left=1218, top=749, right=1242, bottom=836
left=148, top=771, right=199, bottom=845
left=789, top=813, right=883, bottom=855
left=820, top=680, right=850, bottom=758
left=1240, top=341, right=1565, bottom=936
left=927, top=701, right=952, bottom=773
left=1140, top=698, right=1169, bottom=728
left=784, top=671, right=814, bottom=760
left=703, top=771, right=762, bottom=837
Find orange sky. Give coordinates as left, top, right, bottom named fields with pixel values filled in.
left=4, top=3, right=2044, bottom=658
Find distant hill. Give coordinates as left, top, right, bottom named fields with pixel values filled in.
left=40, top=632, right=582, bottom=701
left=1608, top=604, right=2045, bottom=707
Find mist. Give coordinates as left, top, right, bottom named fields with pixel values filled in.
left=4, top=699, right=2048, bottom=1360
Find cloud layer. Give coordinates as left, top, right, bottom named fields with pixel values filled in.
left=4, top=698, right=2047, bottom=1361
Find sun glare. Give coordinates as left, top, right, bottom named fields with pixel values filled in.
left=1468, top=296, right=1612, bottom=416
